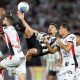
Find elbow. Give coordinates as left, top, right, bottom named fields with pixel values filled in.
left=49, top=50, right=53, bottom=54
left=49, top=49, right=54, bottom=54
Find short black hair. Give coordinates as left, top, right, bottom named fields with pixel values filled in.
left=61, top=23, right=70, bottom=31
left=5, top=15, right=14, bottom=25
left=74, top=32, right=80, bottom=36
left=50, top=23, right=58, bottom=30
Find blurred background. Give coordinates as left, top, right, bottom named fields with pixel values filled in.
left=0, top=0, right=80, bottom=80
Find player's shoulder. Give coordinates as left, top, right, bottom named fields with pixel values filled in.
left=67, top=34, right=75, bottom=39
left=66, top=34, right=76, bottom=43
left=39, top=32, right=47, bottom=35
left=9, top=26, right=17, bottom=32
left=3, top=26, right=7, bottom=31
left=37, top=32, right=47, bottom=37
left=69, top=34, right=75, bottom=37
left=50, top=36, right=56, bottom=39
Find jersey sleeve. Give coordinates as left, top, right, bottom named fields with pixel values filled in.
left=67, top=34, right=75, bottom=43
left=48, top=37, right=57, bottom=47
left=14, top=22, right=26, bottom=33
left=36, top=32, right=47, bottom=41
left=49, top=38, right=60, bottom=50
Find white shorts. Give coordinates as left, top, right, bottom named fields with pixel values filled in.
left=0, top=55, right=26, bottom=75
left=57, top=65, right=75, bottom=80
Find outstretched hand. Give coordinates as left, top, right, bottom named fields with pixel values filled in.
left=17, top=11, right=25, bottom=20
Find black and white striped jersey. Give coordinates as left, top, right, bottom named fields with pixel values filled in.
left=36, top=32, right=57, bottom=56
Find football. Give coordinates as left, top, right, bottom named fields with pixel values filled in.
left=18, top=2, right=29, bottom=13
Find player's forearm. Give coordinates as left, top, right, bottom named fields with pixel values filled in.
left=20, top=18, right=32, bottom=31
left=58, top=41, right=70, bottom=51
left=46, top=43, right=53, bottom=53
left=20, top=19, right=38, bottom=34
left=46, top=43, right=57, bottom=53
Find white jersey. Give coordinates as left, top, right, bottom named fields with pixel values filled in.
left=3, top=26, right=24, bottom=57
left=60, top=34, right=76, bottom=66
left=75, top=45, right=80, bottom=67
left=43, top=52, right=60, bottom=71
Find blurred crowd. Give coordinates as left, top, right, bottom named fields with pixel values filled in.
left=0, top=0, right=80, bottom=32
left=26, top=0, right=80, bottom=33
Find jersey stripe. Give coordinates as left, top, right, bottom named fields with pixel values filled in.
left=72, top=44, right=78, bottom=68
left=6, top=34, right=14, bottom=60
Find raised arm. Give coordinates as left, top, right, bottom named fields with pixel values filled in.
left=56, top=38, right=73, bottom=52
left=17, top=11, right=38, bottom=37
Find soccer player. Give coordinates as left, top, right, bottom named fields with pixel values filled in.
left=55, top=23, right=77, bottom=80
left=43, top=23, right=77, bottom=80
left=0, top=15, right=26, bottom=80
left=42, top=23, right=61, bottom=79
left=74, top=32, right=80, bottom=80
left=17, top=11, right=57, bottom=60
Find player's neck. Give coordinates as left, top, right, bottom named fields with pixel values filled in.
left=6, top=24, right=12, bottom=27
left=62, top=31, right=69, bottom=38
left=49, top=33, right=55, bottom=37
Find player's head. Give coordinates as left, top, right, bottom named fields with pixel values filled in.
left=3, top=15, right=14, bottom=26
left=0, top=6, right=6, bottom=25
left=59, top=23, right=70, bottom=36
left=74, top=32, right=80, bottom=45
left=47, top=71, right=57, bottom=80
left=48, top=23, right=58, bottom=35
left=0, top=6, right=5, bottom=17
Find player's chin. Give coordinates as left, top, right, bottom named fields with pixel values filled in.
left=2, top=23, right=5, bottom=26
left=48, top=32, right=52, bottom=35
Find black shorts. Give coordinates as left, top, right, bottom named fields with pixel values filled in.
left=26, top=33, right=50, bottom=57
left=32, top=43, right=50, bottom=57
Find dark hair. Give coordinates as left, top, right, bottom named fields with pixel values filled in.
left=47, top=71, right=56, bottom=76
left=50, top=23, right=58, bottom=30
left=61, top=23, right=70, bottom=31
left=5, top=15, right=14, bottom=25
left=74, top=32, right=80, bottom=36
left=0, top=5, right=6, bottom=10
